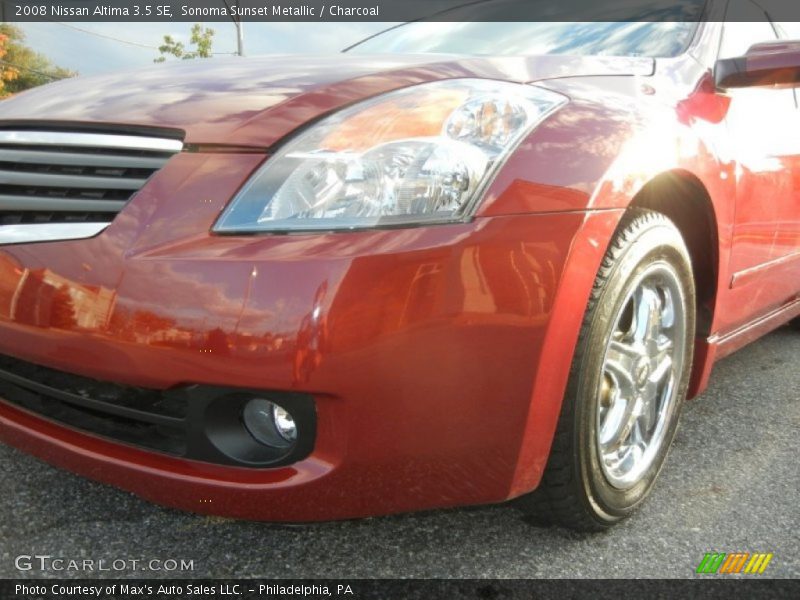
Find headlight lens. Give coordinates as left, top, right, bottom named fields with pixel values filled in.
left=213, top=79, right=567, bottom=233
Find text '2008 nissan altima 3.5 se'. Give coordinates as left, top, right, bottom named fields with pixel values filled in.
left=0, top=1, right=799, bottom=530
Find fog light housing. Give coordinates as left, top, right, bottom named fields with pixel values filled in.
left=242, top=399, right=297, bottom=449
left=203, top=391, right=316, bottom=467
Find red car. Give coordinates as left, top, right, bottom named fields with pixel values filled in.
left=0, top=7, right=799, bottom=530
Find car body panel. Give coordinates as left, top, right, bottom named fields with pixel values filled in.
left=0, top=54, right=653, bottom=147
left=0, top=18, right=798, bottom=520
left=0, top=203, right=612, bottom=518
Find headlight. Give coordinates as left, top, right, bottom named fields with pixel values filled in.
left=213, top=79, right=568, bottom=233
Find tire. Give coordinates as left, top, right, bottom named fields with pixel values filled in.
left=518, top=209, right=696, bottom=531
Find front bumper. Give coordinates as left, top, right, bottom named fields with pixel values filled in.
left=0, top=151, right=617, bottom=520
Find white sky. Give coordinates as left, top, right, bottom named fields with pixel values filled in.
left=16, top=22, right=397, bottom=75
left=15, top=21, right=800, bottom=77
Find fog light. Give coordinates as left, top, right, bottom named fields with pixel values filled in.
left=242, top=399, right=297, bottom=449
left=271, top=404, right=297, bottom=442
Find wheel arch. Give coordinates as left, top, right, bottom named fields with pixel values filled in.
left=627, top=169, right=721, bottom=398
left=509, top=168, right=722, bottom=498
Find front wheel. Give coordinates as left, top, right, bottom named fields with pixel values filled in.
left=519, top=209, right=696, bottom=531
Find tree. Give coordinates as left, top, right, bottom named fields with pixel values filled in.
left=0, top=24, right=75, bottom=98
left=0, top=32, right=19, bottom=97
left=155, top=24, right=215, bottom=63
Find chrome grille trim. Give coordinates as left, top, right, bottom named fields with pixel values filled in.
left=0, top=169, right=147, bottom=190
left=0, top=196, right=124, bottom=212
left=0, top=129, right=183, bottom=244
left=0, top=131, right=184, bottom=153
left=0, top=148, right=170, bottom=169
left=0, top=222, right=108, bottom=245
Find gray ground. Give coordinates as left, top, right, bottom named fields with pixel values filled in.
left=1, top=326, right=798, bottom=580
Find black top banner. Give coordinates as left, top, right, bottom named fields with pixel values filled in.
left=3, top=0, right=800, bottom=23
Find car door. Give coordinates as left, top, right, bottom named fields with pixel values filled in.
left=786, top=85, right=800, bottom=260
left=773, top=24, right=800, bottom=279
left=721, top=0, right=800, bottom=326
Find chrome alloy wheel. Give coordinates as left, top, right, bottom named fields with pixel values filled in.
left=596, top=262, right=687, bottom=490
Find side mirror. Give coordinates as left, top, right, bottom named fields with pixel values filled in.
left=714, top=40, right=800, bottom=89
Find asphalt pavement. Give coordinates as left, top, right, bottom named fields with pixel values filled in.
left=1, top=326, right=798, bottom=579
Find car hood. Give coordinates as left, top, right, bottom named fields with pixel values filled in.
left=0, top=53, right=654, bottom=147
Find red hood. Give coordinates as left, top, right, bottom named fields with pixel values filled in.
left=0, top=53, right=653, bottom=147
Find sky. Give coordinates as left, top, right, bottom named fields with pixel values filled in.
left=14, top=21, right=800, bottom=78
left=16, top=22, right=398, bottom=76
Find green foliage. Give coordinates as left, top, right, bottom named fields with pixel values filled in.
left=0, top=24, right=75, bottom=97
left=155, top=24, right=215, bottom=63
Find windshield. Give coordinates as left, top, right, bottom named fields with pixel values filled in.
left=347, top=21, right=700, bottom=58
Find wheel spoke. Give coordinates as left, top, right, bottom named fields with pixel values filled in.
left=629, top=418, right=647, bottom=455
left=639, top=351, right=670, bottom=430
left=631, top=284, right=663, bottom=345
left=601, top=395, right=641, bottom=453
left=627, top=422, right=646, bottom=465
left=661, top=287, right=676, bottom=329
left=607, top=340, right=640, bottom=365
left=653, top=334, right=673, bottom=357
left=596, top=262, right=687, bottom=491
left=599, top=392, right=628, bottom=448
left=604, top=341, right=639, bottom=399
left=650, top=353, right=673, bottom=386
left=605, top=417, right=647, bottom=479
left=640, top=386, right=658, bottom=434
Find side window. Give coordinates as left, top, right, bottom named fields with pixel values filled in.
left=719, top=0, right=778, bottom=59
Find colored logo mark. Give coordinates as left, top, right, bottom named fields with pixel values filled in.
left=696, top=552, right=773, bottom=575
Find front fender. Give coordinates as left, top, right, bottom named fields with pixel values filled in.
left=507, top=208, right=624, bottom=497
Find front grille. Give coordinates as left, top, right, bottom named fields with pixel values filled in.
left=0, top=211, right=113, bottom=226
left=0, top=130, right=183, bottom=242
left=0, top=353, right=189, bottom=456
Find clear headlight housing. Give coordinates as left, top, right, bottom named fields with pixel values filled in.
left=213, top=79, right=567, bottom=233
